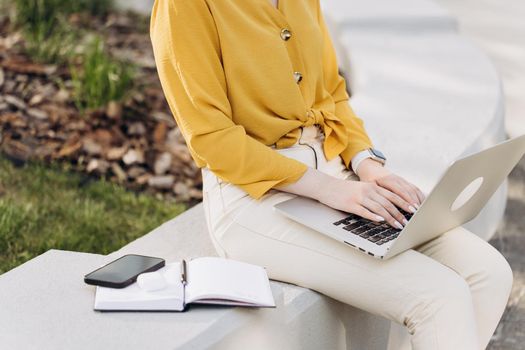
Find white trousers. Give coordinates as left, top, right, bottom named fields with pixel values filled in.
left=201, top=125, right=513, bottom=350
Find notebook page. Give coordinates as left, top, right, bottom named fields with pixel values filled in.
left=185, top=257, right=275, bottom=307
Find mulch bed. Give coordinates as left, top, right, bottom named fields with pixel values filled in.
left=0, top=11, right=203, bottom=207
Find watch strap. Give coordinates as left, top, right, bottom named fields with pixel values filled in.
left=351, top=148, right=386, bottom=174
left=351, top=150, right=373, bottom=174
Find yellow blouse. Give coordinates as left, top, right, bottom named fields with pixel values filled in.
left=150, top=0, right=374, bottom=200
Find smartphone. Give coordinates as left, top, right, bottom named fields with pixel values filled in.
left=84, top=254, right=165, bottom=288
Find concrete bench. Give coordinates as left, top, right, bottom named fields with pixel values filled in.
left=1, top=1, right=507, bottom=349
left=0, top=221, right=387, bottom=350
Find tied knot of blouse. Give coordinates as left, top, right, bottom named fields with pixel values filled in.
left=150, top=0, right=374, bottom=200
left=275, top=107, right=349, bottom=155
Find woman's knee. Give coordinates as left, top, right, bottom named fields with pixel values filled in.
left=442, top=227, right=514, bottom=298
left=480, top=246, right=514, bottom=298
left=404, top=271, right=473, bottom=335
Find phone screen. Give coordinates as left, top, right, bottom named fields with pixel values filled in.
left=85, top=254, right=165, bottom=288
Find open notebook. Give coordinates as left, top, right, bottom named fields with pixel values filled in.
left=94, top=257, right=275, bottom=311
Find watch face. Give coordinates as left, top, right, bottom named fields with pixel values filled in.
left=370, top=148, right=386, bottom=161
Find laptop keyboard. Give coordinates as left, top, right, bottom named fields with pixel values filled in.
left=333, top=209, right=414, bottom=245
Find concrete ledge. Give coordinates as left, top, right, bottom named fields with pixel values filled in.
left=322, top=0, right=458, bottom=32
left=0, top=249, right=349, bottom=350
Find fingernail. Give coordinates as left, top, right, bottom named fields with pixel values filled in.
left=408, top=205, right=417, bottom=213
left=394, top=221, right=403, bottom=230
left=376, top=215, right=385, bottom=222
left=402, top=218, right=409, bottom=226
left=413, top=203, right=420, bottom=209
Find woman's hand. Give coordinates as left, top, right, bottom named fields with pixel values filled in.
left=317, top=176, right=418, bottom=230
left=276, top=162, right=426, bottom=230
left=356, top=159, right=426, bottom=209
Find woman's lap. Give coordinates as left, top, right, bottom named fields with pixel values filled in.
left=203, top=163, right=511, bottom=292
left=200, top=124, right=512, bottom=347
left=202, top=176, right=512, bottom=348
left=210, top=181, right=499, bottom=270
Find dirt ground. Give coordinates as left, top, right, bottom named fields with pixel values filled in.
left=488, top=156, right=525, bottom=349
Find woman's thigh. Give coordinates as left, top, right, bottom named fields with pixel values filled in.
left=414, top=224, right=513, bottom=286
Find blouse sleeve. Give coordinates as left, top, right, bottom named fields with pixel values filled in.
left=150, top=0, right=308, bottom=200
left=315, top=0, right=374, bottom=170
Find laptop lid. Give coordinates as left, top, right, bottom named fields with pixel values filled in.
left=385, top=134, right=525, bottom=258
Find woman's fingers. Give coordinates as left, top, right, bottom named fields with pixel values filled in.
left=337, top=180, right=419, bottom=229
left=371, top=194, right=406, bottom=228
left=352, top=204, right=387, bottom=223
left=362, top=197, right=404, bottom=229
left=378, top=176, right=420, bottom=208
left=377, top=186, right=416, bottom=214
left=395, top=177, right=425, bottom=206
left=395, top=179, right=421, bottom=207
left=377, top=177, right=415, bottom=207
left=412, top=184, right=426, bottom=205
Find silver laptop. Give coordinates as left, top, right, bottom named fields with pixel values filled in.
left=273, top=135, right=525, bottom=260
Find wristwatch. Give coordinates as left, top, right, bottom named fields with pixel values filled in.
left=367, top=148, right=387, bottom=165
left=351, top=148, right=387, bottom=174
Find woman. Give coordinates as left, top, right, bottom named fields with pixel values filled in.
left=150, top=0, right=513, bottom=348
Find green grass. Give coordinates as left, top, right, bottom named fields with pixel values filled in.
left=0, top=155, right=186, bottom=274
left=12, top=0, right=113, bottom=64
left=71, top=36, right=135, bottom=111
left=13, top=0, right=70, bottom=63
left=70, top=0, right=113, bottom=17
left=13, top=0, right=61, bottom=38
left=13, top=0, right=112, bottom=31
left=10, top=0, right=135, bottom=108
left=23, top=21, right=79, bottom=65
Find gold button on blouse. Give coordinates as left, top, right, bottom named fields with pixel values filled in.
left=280, top=28, right=292, bottom=41
left=293, top=71, right=303, bottom=83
